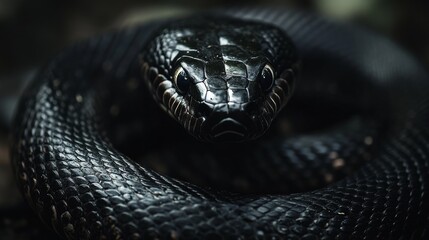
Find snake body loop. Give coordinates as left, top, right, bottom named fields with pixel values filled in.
left=11, top=8, right=429, bottom=239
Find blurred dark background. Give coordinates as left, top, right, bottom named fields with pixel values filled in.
left=0, top=0, right=428, bottom=239
left=1, top=0, right=428, bottom=76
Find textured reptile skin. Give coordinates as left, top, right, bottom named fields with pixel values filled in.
left=141, top=17, right=298, bottom=142
left=10, top=8, right=429, bottom=240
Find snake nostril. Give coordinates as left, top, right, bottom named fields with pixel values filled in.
left=197, top=103, right=213, bottom=118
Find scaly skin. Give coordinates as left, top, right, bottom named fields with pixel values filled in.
left=10, top=8, right=429, bottom=239
left=141, top=16, right=298, bottom=142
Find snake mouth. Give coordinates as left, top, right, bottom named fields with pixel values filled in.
left=209, top=117, right=248, bottom=142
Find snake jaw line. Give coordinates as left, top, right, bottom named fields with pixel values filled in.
left=142, top=16, right=298, bottom=142
left=11, top=9, right=429, bottom=239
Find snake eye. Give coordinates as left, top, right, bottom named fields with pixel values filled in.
left=174, top=66, right=190, bottom=93
left=259, top=64, right=275, bottom=91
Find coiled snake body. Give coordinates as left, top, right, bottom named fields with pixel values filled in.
left=10, top=8, right=429, bottom=239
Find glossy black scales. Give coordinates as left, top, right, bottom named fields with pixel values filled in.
left=141, top=17, right=298, bottom=141
left=10, top=8, right=429, bottom=240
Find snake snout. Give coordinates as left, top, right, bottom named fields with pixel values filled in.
left=209, top=117, right=248, bottom=142
left=203, top=105, right=257, bottom=142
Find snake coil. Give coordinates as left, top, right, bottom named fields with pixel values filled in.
left=11, top=8, right=429, bottom=239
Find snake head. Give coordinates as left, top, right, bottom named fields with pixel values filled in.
left=141, top=16, right=299, bottom=142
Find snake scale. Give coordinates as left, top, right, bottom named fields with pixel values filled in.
left=10, top=8, right=429, bottom=239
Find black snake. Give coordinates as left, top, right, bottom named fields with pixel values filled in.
left=10, top=8, right=429, bottom=239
